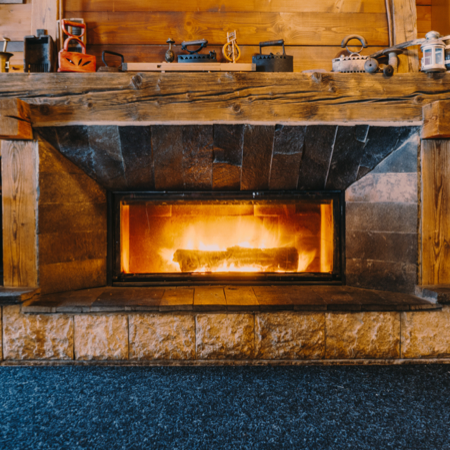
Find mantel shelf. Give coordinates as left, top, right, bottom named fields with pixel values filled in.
left=1, top=72, right=450, bottom=127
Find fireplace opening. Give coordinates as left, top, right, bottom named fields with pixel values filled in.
left=110, top=192, right=344, bottom=285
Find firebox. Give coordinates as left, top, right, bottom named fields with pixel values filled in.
left=109, top=191, right=345, bottom=285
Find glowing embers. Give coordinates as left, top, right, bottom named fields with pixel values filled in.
left=120, top=200, right=334, bottom=275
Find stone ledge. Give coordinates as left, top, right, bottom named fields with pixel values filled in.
left=0, top=287, right=40, bottom=305
left=21, top=286, right=439, bottom=314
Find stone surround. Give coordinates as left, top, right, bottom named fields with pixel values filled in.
left=2, top=306, right=450, bottom=363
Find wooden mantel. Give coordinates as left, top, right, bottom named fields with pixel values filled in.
left=1, top=72, right=450, bottom=127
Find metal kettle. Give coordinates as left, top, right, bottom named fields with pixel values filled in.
left=0, top=37, right=13, bottom=73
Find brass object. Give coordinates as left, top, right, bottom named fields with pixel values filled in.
left=165, top=38, right=175, bottom=63
left=0, top=37, right=13, bottom=73
left=223, top=31, right=241, bottom=63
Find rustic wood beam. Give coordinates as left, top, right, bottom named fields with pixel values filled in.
left=1, top=73, right=450, bottom=126
left=1, top=139, right=38, bottom=288
left=0, top=99, right=32, bottom=140
left=422, top=100, right=450, bottom=139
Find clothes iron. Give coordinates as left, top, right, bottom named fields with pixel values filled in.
left=97, top=50, right=124, bottom=72
left=252, top=40, right=293, bottom=72
left=178, top=39, right=217, bottom=63
left=58, top=20, right=96, bottom=73
left=0, top=38, right=14, bottom=73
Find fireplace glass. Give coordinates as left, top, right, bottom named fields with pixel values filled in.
left=112, top=192, right=343, bottom=284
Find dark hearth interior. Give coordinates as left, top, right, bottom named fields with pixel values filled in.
left=36, top=124, right=419, bottom=293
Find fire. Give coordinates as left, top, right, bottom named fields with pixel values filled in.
left=121, top=201, right=333, bottom=275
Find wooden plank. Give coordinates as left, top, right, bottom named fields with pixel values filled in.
left=0, top=98, right=32, bottom=140
left=224, top=286, right=259, bottom=311
left=123, top=62, right=255, bottom=72
left=1, top=73, right=450, bottom=126
left=422, top=100, right=450, bottom=139
left=0, top=3, right=31, bottom=41
left=392, top=0, right=419, bottom=72
left=416, top=5, right=431, bottom=38
left=416, top=0, right=431, bottom=5
left=30, top=0, right=59, bottom=40
left=421, top=139, right=450, bottom=285
left=65, top=0, right=387, bottom=13
left=159, top=288, right=194, bottom=311
left=431, top=0, right=450, bottom=36
left=1, top=139, right=38, bottom=287
left=64, top=11, right=389, bottom=46
left=89, top=44, right=386, bottom=73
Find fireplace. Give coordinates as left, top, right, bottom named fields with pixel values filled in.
left=110, top=191, right=344, bottom=285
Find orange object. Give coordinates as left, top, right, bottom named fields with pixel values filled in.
left=58, top=20, right=96, bottom=73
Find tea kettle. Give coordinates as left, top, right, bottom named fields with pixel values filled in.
left=0, top=37, right=14, bottom=73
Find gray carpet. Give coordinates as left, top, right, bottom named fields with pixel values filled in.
left=0, top=365, right=449, bottom=449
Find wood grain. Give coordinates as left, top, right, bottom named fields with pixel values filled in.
left=0, top=3, right=31, bottom=40
left=0, top=98, right=32, bottom=140
left=421, top=139, right=450, bottom=285
left=422, top=100, right=450, bottom=139
left=416, top=4, right=431, bottom=38
left=431, top=0, right=450, bottom=36
left=392, top=0, right=419, bottom=72
left=64, top=11, right=389, bottom=46
left=1, top=72, right=449, bottom=126
left=65, top=0, right=387, bottom=13
left=31, top=0, right=59, bottom=41
left=1, top=139, right=38, bottom=287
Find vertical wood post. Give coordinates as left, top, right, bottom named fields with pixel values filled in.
left=392, top=0, right=420, bottom=72
left=1, top=139, right=39, bottom=288
left=420, top=139, right=450, bottom=285
left=31, top=0, right=59, bottom=41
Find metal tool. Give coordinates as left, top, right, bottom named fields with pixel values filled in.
left=58, top=20, right=96, bottom=72
left=252, top=40, right=293, bottom=72
left=178, top=39, right=217, bottom=63
left=97, top=50, right=124, bottom=72
left=165, top=38, right=175, bottom=63
left=24, top=29, right=56, bottom=72
left=223, top=31, right=241, bottom=63
left=0, top=37, right=13, bottom=73
left=332, top=35, right=395, bottom=76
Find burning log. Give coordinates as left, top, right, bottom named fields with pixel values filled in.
left=173, top=246, right=299, bottom=272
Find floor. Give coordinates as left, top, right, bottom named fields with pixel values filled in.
left=1, top=365, right=450, bottom=449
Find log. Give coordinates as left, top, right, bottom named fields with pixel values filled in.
left=173, top=246, right=299, bottom=272
left=1, top=73, right=449, bottom=127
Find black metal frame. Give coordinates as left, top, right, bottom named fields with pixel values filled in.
left=108, top=191, right=345, bottom=286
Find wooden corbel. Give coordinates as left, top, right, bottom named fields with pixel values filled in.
left=422, top=100, right=450, bottom=139
left=0, top=98, right=33, bottom=140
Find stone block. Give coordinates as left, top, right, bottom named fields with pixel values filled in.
left=3, top=306, right=73, bottom=360
left=325, top=312, right=400, bottom=359
left=255, top=312, right=325, bottom=359
left=129, top=314, right=195, bottom=360
left=74, top=314, right=128, bottom=360
left=401, top=306, right=450, bottom=358
left=196, top=314, right=254, bottom=359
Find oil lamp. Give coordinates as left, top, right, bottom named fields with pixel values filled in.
left=421, top=31, right=446, bottom=73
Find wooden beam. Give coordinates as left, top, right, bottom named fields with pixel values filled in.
left=422, top=100, right=450, bottom=139
left=0, top=73, right=449, bottom=126
left=30, top=0, right=59, bottom=41
left=421, top=139, right=450, bottom=285
left=431, top=0, right=450, bottom=37
left=0, top=98, right=32, bottom=140
left=1, top=139, right=38, bottom=288
left=392, top=0, right=420, bottom=72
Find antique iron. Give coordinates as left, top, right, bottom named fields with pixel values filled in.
left=252, top=39, right=293, bottom=72
left=97, top=50, right=124, bottom=72
left=24, top=29, right=56, bottom=73
left=178, top=39, right=217, bottom=63
left=0, top=37, right=13, bottom=73
left=58, top=20, right=96, bottom=73
left=332, top=35, right=396, bottom=76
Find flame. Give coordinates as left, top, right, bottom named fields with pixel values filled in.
left=122, top=202, right=333, bottom=274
